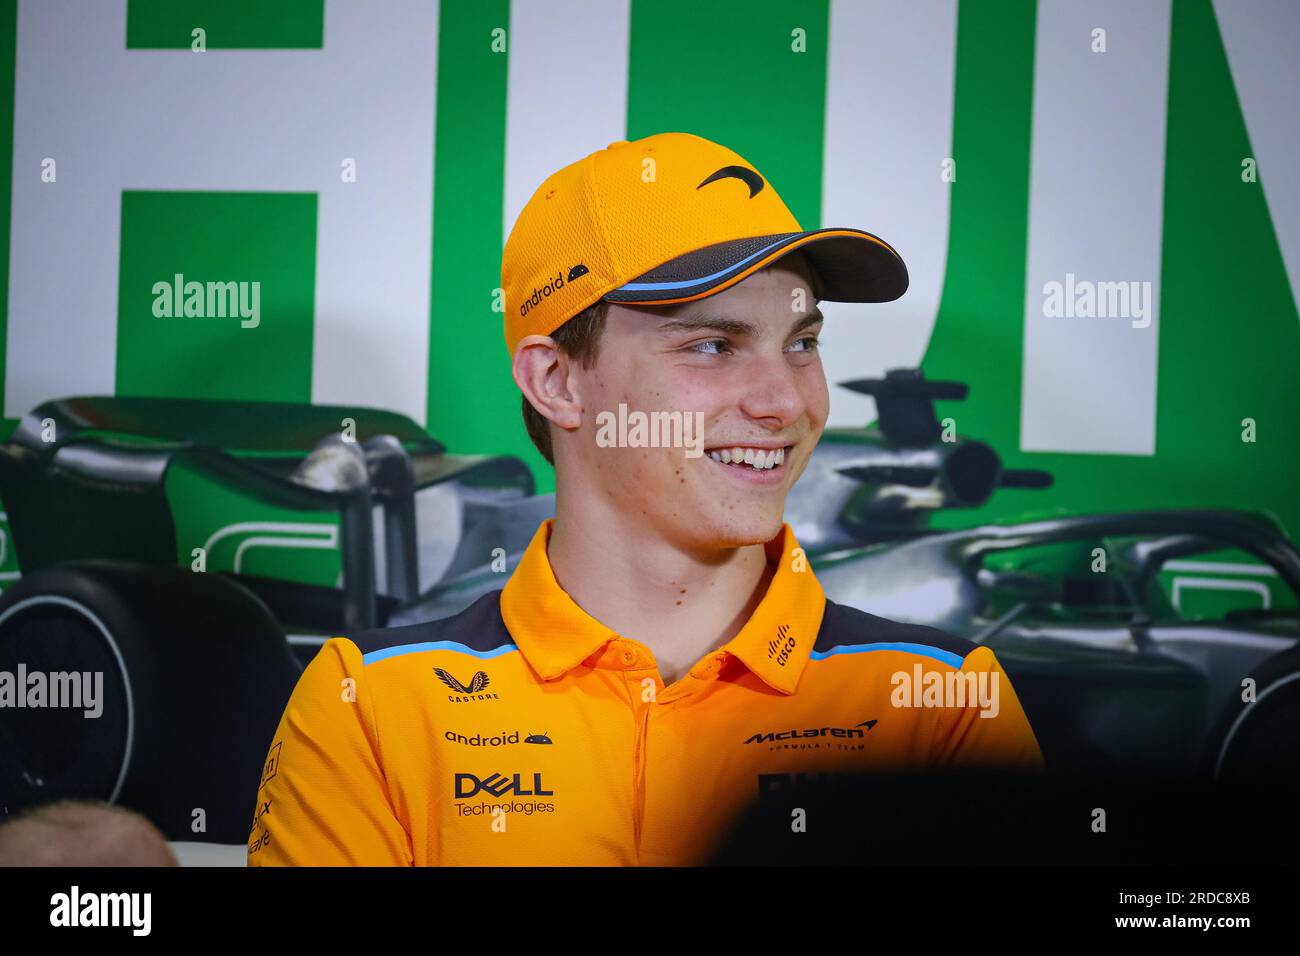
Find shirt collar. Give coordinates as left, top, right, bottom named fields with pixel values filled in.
left=499, top=519, right=825, bottom=694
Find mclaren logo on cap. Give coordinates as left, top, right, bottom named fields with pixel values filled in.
left=697, top=164, right=764, bottom=198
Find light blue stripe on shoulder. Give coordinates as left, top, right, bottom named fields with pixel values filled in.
left=361, top=640, right=519, bottom=666
left=809, top=642, right=965, bottom=668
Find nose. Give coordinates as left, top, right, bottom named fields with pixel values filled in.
left=736, top=348, right=805, bottom=429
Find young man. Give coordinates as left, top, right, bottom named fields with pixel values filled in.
left=248, top=132, right=1043, bottom=867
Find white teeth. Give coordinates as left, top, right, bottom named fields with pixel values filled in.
left=706, top=446, right=789, bottom=470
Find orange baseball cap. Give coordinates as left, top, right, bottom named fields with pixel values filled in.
left=501, top=131, right=908, bottom=356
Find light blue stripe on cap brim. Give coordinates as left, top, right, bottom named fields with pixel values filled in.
left=613, top=235, right=796, bottom=292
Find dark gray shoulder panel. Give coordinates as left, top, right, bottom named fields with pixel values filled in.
left=812, top=598, right=979, bottom=661
left=343, top=589, right=513, bottom=659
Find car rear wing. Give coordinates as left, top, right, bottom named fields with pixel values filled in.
left=0, top=395, right=533, bottom=629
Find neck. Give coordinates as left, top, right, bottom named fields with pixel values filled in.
left=547, top=490, right=775, bottom=684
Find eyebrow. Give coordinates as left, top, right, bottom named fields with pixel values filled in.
left=656, top=305, right=825, bottom=338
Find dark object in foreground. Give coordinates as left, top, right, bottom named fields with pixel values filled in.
left=712, top=766, right=1300, bottom=866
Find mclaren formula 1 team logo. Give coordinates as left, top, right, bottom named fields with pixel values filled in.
left=434, top=668, right=500, bottom=702
left=744, top=719, right=877, bottom=752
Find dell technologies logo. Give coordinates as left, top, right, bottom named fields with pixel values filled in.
left=454, top=772, right=554, bottom=799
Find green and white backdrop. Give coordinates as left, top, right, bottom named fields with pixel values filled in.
left=0, top=0, right=1295, bottom=609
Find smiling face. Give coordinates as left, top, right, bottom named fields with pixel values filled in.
left=522, top=253, right=829, bottom=552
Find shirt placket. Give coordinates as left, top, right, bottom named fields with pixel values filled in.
left=608, top=640, right=658, bottom=859
left=607, top=638, right=731, bottom=863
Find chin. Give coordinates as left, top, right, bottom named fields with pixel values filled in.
left=676, top=510, right=786, bottom=551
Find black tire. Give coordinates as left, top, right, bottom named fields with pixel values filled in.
left=1206, top=645, right=1300, bottom=787
left=0, top=561, right=300, bottom=843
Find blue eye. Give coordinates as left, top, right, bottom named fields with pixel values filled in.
left=788, top=335, right=821, bottom=352
left=691, top=339, right=731, bottom=355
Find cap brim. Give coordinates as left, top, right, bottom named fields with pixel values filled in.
left=601, top=228, right=908, bottom=306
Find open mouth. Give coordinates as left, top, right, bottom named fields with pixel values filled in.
left=704, top=445, right=791, bottom=472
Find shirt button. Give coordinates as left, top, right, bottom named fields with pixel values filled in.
left=622, top=649, right=636, bottom=665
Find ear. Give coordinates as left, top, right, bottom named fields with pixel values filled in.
left=512, top=334, right=585, bottom=432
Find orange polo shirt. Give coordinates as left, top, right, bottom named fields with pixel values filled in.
left=247, top=519, right=1044, bottom=866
